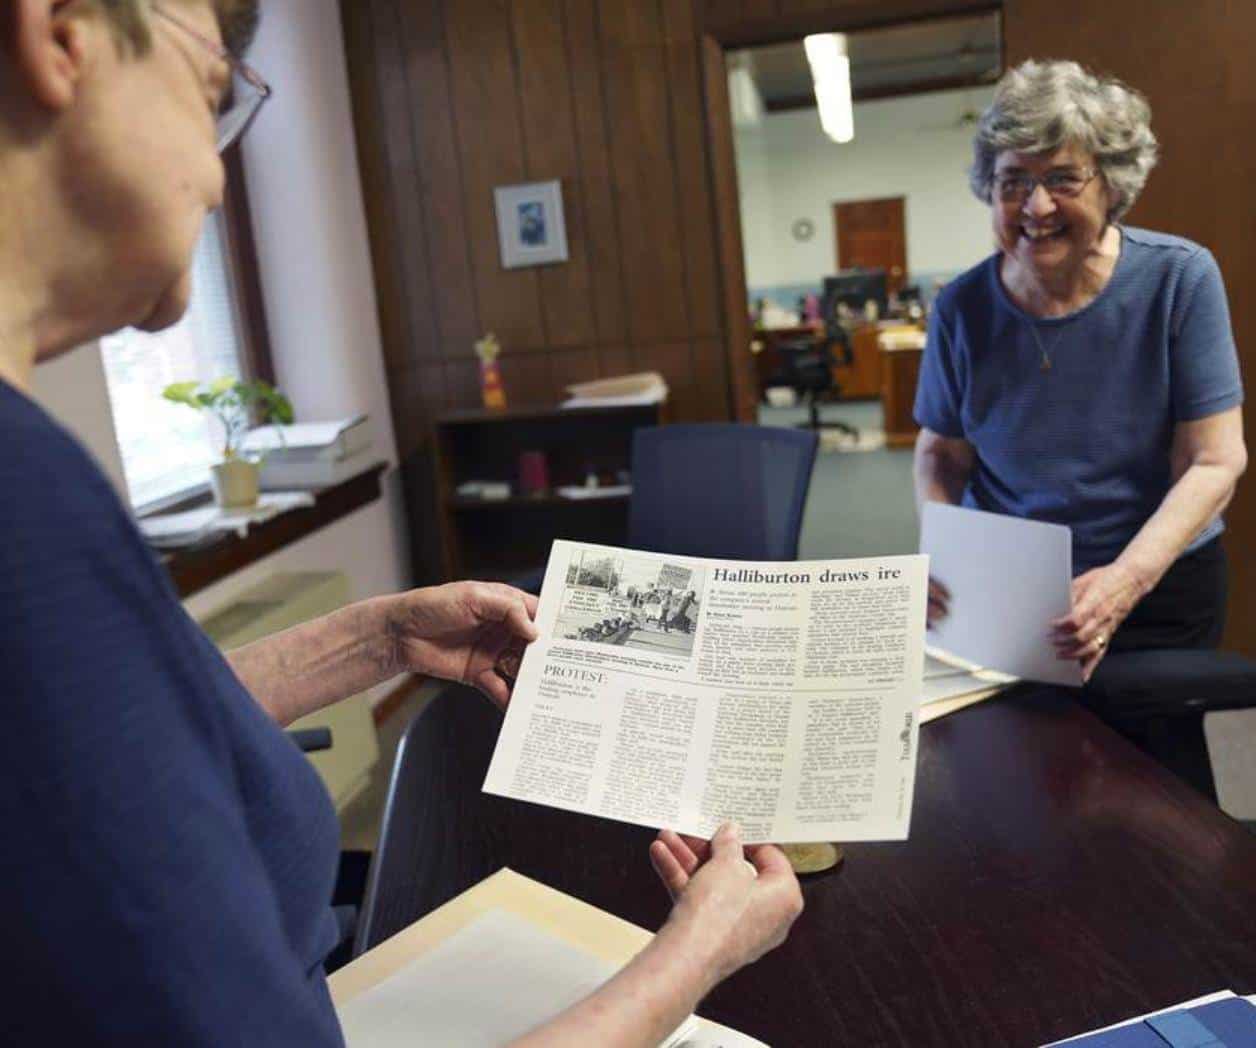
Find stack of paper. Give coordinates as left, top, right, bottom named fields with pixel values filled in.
left=330, top=868, right=765, bottom=1047
left=918, top=646, right=1017, bottom=724
left=138, top=492, right=315, bottom=549
left=241, top=415, right=375, bottom=489
left=562, top=372, right=668, bottom=409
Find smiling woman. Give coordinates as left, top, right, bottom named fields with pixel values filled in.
left=912, top=58, right=1246, bottom=795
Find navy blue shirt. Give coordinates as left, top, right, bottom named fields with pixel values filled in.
left=0, top=380, right=344, bottom=1044
left=914, top=227, right=1244, bottom=572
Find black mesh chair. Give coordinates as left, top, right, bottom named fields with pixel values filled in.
left=777, top=334, right=859, bottom=439
left=1083, top=648, right=1256, bottom=802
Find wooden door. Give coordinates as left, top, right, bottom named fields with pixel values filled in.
left=833, top=197, right=908, bottom=293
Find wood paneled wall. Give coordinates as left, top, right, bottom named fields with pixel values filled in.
left=347, top=0, right=1255, bottom=653
left=342, top=0, right=732, bottom=467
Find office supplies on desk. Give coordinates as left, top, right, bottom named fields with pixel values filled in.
left=920, top=503, right=1082, bottom=687
left=330, top=868, right=763, bottom=1047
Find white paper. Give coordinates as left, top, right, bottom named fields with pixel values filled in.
left=677, top=1023, right=770, bottom=1047
left=336, top=908, right=694, bottom=1047
left=1042, top=990, right=1237, bottom=1045
left=555, top=485, right=633, bottom=500
left=138, top=492, right=314, bottom=547
left=484, top=541, right=928, bottom=844
left=242, top=415, right=367, bottom=452
left=920, top=503, right=1081, bottom=687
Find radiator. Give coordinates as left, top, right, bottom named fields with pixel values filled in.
left=199, top=571, right=380, bottom=811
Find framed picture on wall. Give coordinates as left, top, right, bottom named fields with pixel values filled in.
left=494, top=180, right=569, bottom=269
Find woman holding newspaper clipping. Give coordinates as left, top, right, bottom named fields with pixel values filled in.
left=914, top=60, right=1245, bottom=692
left=0, top=1, right=800, bottom=1043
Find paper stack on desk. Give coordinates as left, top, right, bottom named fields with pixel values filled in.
left=918, top=647, right=1017, bottom=724
left=329, top=868, right=765, bottom=1047
left=138, top=492, right=315, bottom=549
left=561, top=371, right=668, bottom=409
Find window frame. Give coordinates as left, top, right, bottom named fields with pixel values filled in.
left=127, top=146, right=277, bottom=516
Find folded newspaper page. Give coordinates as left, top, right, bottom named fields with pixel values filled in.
left=483, top=540, right=929, bottom=844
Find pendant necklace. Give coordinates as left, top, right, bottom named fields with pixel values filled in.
left=1027, top=321, right=1065, bottom=373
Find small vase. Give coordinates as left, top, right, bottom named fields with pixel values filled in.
left=210, top=459, right=260, bottom=509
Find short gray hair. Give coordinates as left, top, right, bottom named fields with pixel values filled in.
left=969, top=59, right=1159, bottom=222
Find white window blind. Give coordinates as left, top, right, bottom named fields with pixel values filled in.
left=101, top=209, right=248, bottom=510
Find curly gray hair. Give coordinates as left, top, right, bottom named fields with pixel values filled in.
left=969, top=59, right=1159, bottom=222
left=93, top=0, right=259, bottom=56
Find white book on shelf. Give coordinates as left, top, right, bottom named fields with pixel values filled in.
left=243, top=415, right=373, bottom=463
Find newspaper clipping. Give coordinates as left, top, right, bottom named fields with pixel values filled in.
left=483, top=540, right=929, bottom=844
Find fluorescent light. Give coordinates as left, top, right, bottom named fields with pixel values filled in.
left=803, top=33, right=854, bottom=143
left=728, top=60, right=763, bottom=128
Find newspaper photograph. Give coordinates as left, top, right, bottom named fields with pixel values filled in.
left=483, top=540, right=929, bottom=844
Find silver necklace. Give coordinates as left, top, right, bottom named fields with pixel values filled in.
left=1027, top=321, right=1065, bottom=373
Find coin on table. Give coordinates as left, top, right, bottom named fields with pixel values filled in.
left=781, top=842, right=843, bottom=874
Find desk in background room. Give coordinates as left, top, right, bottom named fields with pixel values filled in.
left=879, top=326, right=926, bottom=447
left=753, top=324, right=884, bottom=402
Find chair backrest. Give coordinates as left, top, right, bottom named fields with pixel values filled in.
left=628, top=423, right=818, bottom=561
left=353, top=683, right=505, bottom=956
left=778, top=340, right=834, bottom=396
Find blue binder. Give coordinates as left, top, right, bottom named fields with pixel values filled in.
left=1057, top=998, right=1256, bottom=1047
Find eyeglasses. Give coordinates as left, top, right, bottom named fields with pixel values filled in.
left=151, top=4, right=271, bottom=152
left=993, top=167, right=1099, bottom=205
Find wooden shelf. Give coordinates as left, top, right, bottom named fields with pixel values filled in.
left=158, top=463, right=387, bottom=599
left=449, top=493, right=631, bottom=511
left=433, top=404, right=662, bottom=579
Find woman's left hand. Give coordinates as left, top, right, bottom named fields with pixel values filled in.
left=1050, top=562, right=1146, bottom=681
left=388, top=582, right=539, bottom=709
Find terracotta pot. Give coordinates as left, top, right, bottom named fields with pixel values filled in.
left=210, top=459, right=260, bottom=509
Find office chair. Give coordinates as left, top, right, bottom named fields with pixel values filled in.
left=776, top=334, right=859, bottom=440
left=1083, top=648, right=1256, bottom=804
left=628, top=423, right=818, bottom=561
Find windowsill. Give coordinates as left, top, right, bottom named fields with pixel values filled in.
left=155, top=463, right=388, bottom=599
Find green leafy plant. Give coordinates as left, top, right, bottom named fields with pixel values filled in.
left=162, top=376, right=294, bottom=461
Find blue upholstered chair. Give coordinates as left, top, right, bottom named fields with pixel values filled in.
left=627, top=423, right=818, bottom=561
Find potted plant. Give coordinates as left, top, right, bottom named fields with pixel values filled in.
left=163, top=376, right=294, bottom=509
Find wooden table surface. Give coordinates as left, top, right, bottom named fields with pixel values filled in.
left=366, top=685, right=1256, bottom=1046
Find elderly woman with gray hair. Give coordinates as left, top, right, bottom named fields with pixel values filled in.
left=914, top=60, right=1246, bottom=692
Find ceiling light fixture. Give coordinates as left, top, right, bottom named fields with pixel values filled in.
left=803, top=33, right=854, bottom=143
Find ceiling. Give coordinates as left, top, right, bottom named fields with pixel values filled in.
left=731, top=13, right=1001, bottom=109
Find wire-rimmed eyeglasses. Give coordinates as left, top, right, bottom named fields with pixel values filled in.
left=993, top=167, right=1099, bottom=206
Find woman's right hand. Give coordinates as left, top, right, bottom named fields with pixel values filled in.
left=649, top=823, right=803, bottom=983
left=927, top=576, right=951, bottom=627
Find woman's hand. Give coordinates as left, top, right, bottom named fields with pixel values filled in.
left=388, top=582, right=539, bottom=709
left=1050, top=562, right=1146, bottom=681
left=649, top=824, right=803, bottom=983
left=927, top=576, right=951, bottom=627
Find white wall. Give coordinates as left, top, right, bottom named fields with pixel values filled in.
left=30, top=342, right=128, bottom=494
left=31, top=0, right=412, bottom=706
left=736, top=86, right=997, bottom=292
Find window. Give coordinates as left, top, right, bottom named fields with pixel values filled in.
left=101, top=156, right=272, bottom=511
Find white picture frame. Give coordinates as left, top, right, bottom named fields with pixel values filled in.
left=494, top=180, right=569, bottom=269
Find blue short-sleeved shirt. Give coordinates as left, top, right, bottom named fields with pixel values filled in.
left=913, top=227, right=1244, bottom=573
left=0, top=379, right=345, bottom=1044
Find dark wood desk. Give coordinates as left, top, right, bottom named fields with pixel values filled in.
left=369, top=686, right=1256, bottom=1046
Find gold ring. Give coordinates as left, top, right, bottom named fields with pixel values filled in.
left=1095, top=634, right=1107, bottom=650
